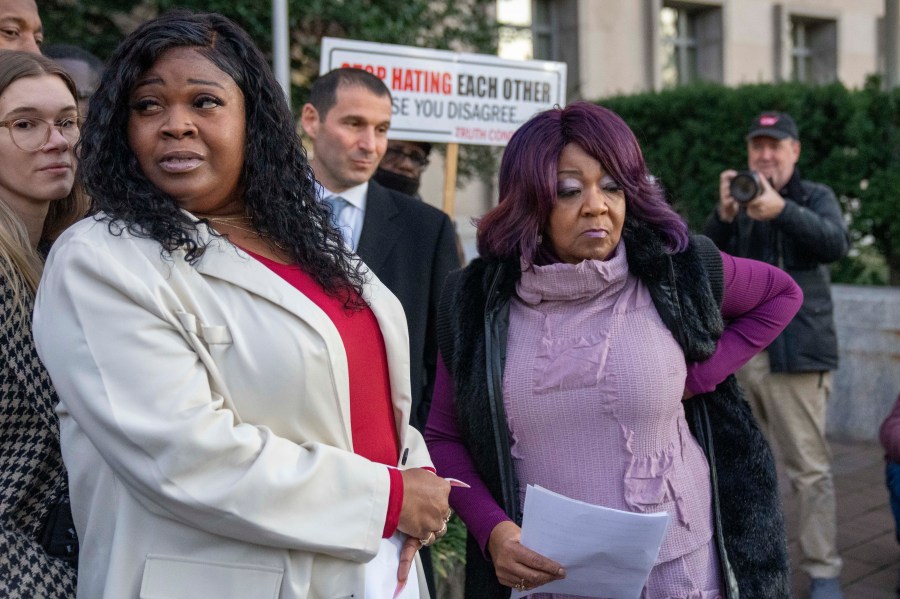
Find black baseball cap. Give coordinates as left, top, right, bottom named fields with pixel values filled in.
left=746, top=111, right=799, bottom=141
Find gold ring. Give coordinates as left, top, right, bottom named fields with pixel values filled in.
left=436, top=520, right=448, bottom=538
left=444, top=508, right=453, bottom=522
left=419, top=531, right=436, bottom=547
left=515, top=577, right=527, bottom=591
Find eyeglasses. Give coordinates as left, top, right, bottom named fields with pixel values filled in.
left=385, top=146, right=430, bottom=168
left=0, top=116, right=84, bottom=152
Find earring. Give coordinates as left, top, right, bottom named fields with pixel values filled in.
left=537, top=233, right=543, bottom=244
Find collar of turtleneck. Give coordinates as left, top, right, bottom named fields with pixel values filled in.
left=516, top=242, right=629, bottom=305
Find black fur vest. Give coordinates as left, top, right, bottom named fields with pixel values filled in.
left=436, top=218, right=790, bottom=599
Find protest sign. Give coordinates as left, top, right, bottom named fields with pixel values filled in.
left=320, top=37, right=567, bottom=147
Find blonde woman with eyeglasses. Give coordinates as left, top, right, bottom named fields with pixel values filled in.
left=0, top=49, right=86, bottom=598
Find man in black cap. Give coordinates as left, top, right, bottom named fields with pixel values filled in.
left=704, top=111, right=850, bottom=599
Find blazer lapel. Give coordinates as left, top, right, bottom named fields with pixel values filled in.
left=189, top=221, right=354, bottom=447
left=187, top=219, right=332, bottom=326
left=189, top=218, right=414, bottom=450
left=356, top=182, right=401, bottom=275
left=361, top=272, right=414, bottom=451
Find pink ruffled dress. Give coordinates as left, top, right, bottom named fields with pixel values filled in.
left=425, top=242, right=803, bottom=599
left=505, top=245, right=719, bottom=598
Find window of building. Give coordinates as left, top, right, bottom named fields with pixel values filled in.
left=660, top=3, right=723, bottom=87
left=497, top=0, right=565, bottom=62
left=660, top=7, right=696, bottom=86
left=789, top=16, right=837, bottom=84
left=496, top=0, right=581, bottom=98
left=497, top=0, right=534, bottom=60
left=532, top=0, right=553, bottom=60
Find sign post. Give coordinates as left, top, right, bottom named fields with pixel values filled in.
left=442, top=143, right=460, bottom=216
left=271, top=0, right=290, bottom=107
left=319, top=38, right=566, bottom=214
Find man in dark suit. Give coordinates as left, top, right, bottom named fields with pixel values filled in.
left=300, top=67, right=460, bottom=433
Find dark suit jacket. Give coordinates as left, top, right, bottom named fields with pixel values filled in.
left=356, top=180, right=461, bottom=430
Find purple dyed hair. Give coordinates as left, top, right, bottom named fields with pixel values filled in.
left=477, top=101, right=689, bottom=263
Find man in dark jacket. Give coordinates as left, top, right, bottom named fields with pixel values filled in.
left=300, top=68, right=459, bottom=432
left=704, top=111, right=850, bottom=599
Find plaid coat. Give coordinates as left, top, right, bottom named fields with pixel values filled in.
left=0, top=274, right=76, bottom=597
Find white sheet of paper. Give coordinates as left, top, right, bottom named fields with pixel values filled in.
left=363, top=531, right=419, bottom=599
left=511, top=485, right=670, bottom=599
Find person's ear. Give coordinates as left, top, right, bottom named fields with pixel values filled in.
left=299, top=103, right=320, bottom=140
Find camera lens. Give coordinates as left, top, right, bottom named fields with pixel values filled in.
left=730, top=171, right=761, bottom=203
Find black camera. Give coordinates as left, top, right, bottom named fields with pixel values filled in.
left=729, top=170, right=763, bottom=204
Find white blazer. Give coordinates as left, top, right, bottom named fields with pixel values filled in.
left=33, top=216, right=433, bottom=599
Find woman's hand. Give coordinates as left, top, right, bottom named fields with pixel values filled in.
left=487, top=520, right=566, bottom=592
left=743, top=174, right=786, bottom=222
left=397, top=469, right=450, bottom=542
left=396, top=534, right=423, bottom=595
left=395, top=470, right=452, bottom=592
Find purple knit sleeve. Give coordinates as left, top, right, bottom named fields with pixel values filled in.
left=424, top=354, right=512, bottom=553
left=685, top=252, right=803, bottom=394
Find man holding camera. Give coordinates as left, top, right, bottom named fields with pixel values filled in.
left=704, top=111, right=849, bottom=599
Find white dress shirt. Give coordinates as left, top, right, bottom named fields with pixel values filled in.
left=318, top=181, right=368, bottom=250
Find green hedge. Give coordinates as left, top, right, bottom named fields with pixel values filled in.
left=598, top=78, right=900, bottom=285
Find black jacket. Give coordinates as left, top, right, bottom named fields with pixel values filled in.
left=436, top=220, right=790, bottom=599
left=356, top=181, right=460, bottom=430
left=703, top=170, right=849, bottom=372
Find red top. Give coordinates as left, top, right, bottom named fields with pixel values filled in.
left=245, top=249, right=402, bottom=537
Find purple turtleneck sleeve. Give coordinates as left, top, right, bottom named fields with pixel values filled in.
left=685, top=252, right=803, bottom=394
left=425, top=355, right=510, bottom=553
left=424, top=252, right=802, bottom=552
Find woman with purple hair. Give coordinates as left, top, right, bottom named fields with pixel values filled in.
left=425, top=102, right=800, bottom=599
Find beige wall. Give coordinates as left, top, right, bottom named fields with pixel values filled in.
left=576, top=1, right=648, bottom=98
left=726, top=0, right=778, bottom=84
left=575, top=0, right=884, bottom=97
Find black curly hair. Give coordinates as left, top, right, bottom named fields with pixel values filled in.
left=77, top=9, right=366, bottom=306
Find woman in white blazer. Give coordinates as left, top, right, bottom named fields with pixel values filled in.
left=32, top=11, right=450, bottom=599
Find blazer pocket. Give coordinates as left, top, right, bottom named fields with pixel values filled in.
left=201, top=324, right=233, bottom=346
left=175, top=311, right=233, bottom=347
left=140, top=554, right=283, bottom=599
